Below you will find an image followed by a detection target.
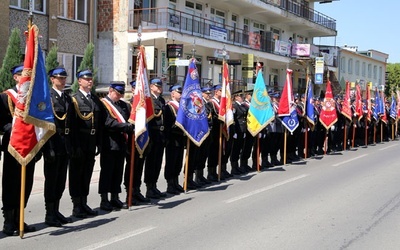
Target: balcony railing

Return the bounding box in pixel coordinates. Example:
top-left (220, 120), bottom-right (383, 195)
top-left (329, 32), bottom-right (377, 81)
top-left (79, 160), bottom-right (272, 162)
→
top-left (260, 0), bottom-right (336, 30)
top-left (129, 7), bottom-right (335, 54)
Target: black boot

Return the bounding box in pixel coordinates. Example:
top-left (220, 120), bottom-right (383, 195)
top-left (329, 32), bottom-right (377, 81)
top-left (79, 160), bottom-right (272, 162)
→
top-left (153, 184), bottom-right (167, 198)
top-left (174, 177), bottom-right (185, 192)
top-left (110, 193), bottom-right (126, 209)
top-left (14, 209), bottom-right (36, 233)
top-left (100, 193), bottom-right (113, 211)
top-left (2, 209), bottom-right (18, 236)
top-left (166, 179), bottom-right (180, 195)
top-left (133, 187), bottom-right (150, 203)
top-left (146, 183), bottom-right (160, 199)
top-left (194, 170), bottom-right (205, 186)
top-left (81, 196), bottom-right (98, 216)
top-left (45, 202), bottom-right (62, 227)
top-left (54, 200), bottom-right (72, 224)
top-left (72, 197), bottom-right (87, 218)
top-left (186, 173), bottom-right (200, 190)
top-left (221, 164), bottom-right (233, 179)
top-left (230, 162), bottom-right (242, 175)
top-left (197, 169), bottom-right (211, 184)
top-left (207, 167), bottom-right (218, 182)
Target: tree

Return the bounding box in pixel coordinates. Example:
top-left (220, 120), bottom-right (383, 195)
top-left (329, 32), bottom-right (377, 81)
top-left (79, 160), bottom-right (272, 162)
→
top-left (0, 28), bottom-right (22, 92)
top-left (385, 63), bottom-right (400, 96)
top-left (71, 42), bottom-right (97, 93)
top-left (45, 45), bottom-right (59, 84)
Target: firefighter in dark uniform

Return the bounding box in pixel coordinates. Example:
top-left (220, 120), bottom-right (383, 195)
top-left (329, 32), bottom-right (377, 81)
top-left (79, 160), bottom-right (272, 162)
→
top-left (193, 87), bottom-right (213, 185)
top-left (230, 90), bottom-right (247, 175)
top-left (42, 66), bottom-right (73, 227)
top-left (206, 85), bottom-right (233, 181)
top-left (98, 82), bottom-right (133, 211)
top-left (240, 90), bottom-right (255, 172)
top-left (145, 78), bottom-right (167, 199)
top-left (1, 64), bottom-right (36, 236)
top-left (123, 80), bottom-right (150, 204)
top-left (69, 69), bottom-right (105, 218)
top-left (164, 85), bottom-right (186, 194)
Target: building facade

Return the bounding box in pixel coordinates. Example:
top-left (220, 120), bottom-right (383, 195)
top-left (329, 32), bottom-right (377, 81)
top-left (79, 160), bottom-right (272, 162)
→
top-left (4, 0), bottom-right (387, 98)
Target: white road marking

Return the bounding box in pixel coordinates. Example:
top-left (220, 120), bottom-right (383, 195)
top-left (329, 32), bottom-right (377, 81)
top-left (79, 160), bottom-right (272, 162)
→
top-left (332, 154), bottom-right (367, 167)
top-left (224, 174), bottom-right (309, 203)
top-left (379, 144), bottom-right (398, 151)
top-left (79, 226), bottom-right (156, 250)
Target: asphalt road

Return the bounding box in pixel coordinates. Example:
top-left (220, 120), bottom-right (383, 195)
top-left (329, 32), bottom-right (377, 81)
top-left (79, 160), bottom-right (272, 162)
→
top-left (1, 140), bottom-right (400, 250)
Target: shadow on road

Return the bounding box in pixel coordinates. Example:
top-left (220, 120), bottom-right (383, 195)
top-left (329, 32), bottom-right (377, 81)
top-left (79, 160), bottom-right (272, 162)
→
top-left (157, 198), bottom-right (192, 210)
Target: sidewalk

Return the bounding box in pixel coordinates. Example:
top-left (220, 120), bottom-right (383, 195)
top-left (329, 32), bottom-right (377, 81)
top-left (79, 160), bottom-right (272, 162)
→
top-left (0, 155), bottom-right (102, 198)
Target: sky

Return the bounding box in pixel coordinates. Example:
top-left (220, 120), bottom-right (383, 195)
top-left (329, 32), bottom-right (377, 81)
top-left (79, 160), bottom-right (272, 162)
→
top-left (314, 0), bottom-right (399, 63)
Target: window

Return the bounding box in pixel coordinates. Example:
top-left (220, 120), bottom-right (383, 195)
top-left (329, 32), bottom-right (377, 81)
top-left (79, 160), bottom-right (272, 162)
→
top-left (362, 62), bottom-right (366, 77)
top-left (348, 58), bottom-right (353, 74)
top-left (59, 0), bottom-right (87, 22)
top-left (373, 65), bottom-right (377, 79)
top-left (367, 64), bottom-right (372, 78)
top-left (355, 60), bottom-right (360, 76)
top-left (340, 57), bottom-right (346, 73)
top-left (379, 66), bottom-right (382, 84)
top-left (10, 0), bottom-right (45, 13)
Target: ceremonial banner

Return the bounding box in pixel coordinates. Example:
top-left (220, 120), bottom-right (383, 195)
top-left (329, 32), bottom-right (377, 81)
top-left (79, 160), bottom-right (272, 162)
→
top-left (390, 95), bottom-right (397, 120)
top-left (305, 79), bottom-right (315, 126)
top-left (278, 69), bottom-right (299, 133)
top-left (355, 84), bottom-right (363, 120)
top-left (380, 90), bottom-right (388, 124)
top-left (341, 81), bottom-right (352, 121)
top-left (247, 70), bottom-right (275, 136)
top-left (396, 90), bottom-right (400, 118)
top-left (373, 88), bottom-right (381, 121)
top-left (129, 46), bottom-right (154, 156)
top-left (176, 59), bottom-right (210, 146)
top-left (8, 25), bottom-right (55, 166)
top-left (319, 79), bottom-right (337, 129)
top-left (366, 84), bottom-right (372, 122)
top-left (218, 61), bottom-right (234, 136)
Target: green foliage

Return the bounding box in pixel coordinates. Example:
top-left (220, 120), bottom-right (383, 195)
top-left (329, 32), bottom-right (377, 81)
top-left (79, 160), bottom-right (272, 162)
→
top-left (71, 43), bottom-right (98, 93)
top-left (0, 28), bottom-right (22, 92)
top-left (45, 45), bottom-right (59, 85)
top-left (385, 63), bottom-right (400, 96)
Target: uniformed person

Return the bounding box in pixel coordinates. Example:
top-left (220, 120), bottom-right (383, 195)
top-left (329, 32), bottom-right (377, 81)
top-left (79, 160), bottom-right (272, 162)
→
top-left (99, 82), bottom-right (133, 211)
top-left (123, 80), bottom-right (150, 204)
top-left (145, 78), bottom-right (167, 199)
top-left (43, 66), bottom-right (73, 227)
top-left (230, 90), bottom-right (247, 175)
top-left (0, 64), bottom-right (36, 236)
top-left (193, 87), bottom-right (213, 185)
top-left (69, 69), bottom-right (105, 218)
top-left (240, 90), bottom-right (255, 172)
top-left (164, 85), bottom-right (186, 194)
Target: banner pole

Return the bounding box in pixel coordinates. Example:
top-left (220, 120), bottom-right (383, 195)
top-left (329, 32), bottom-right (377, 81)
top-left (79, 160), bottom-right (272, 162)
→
top-left (127, 134), bottom-right (135, 208)
top-left (184, 138), bottom-right (190, 192)
top-left (19, 165), bottom-right (26, 238)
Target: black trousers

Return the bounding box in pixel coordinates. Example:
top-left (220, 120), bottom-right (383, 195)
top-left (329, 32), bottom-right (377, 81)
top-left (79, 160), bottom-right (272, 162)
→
top-left (99, 150), bottom-right (125, 194)
top-left (2, 151), bottom-right (35, 210)
top-left (164, 141), bottom-right (184, 180)
top-left (124, 148), bottom-right (145, 191)
top-left (69, 151), bottom-right (96, 197)
top-left (144, 130), bottom-right (165, 184)
top-left (230, 131), bottom-right (244, 164)
top-left (44, 153), bottom-right (68, 202)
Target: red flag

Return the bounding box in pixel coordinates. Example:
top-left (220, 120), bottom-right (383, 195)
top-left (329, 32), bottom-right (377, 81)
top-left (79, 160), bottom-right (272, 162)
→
top-left (8, 25), bottom-right (55, 166)
top-left (128, 46), bottom-right (154, 156)
top-left (341, 81), bottom-right (352, 121)
top-left (380, 90), bottom-right (388, 124)
top-left (277, 69), bottom-right (294, 116)
top-left (319, 79), bottom-right (337, 129)
top-left (355, 84), bottom-right (363, 120)
top-left (218, 61), bottom-right (234, 136)
top-left (365, 84), bottom-right (371, 121)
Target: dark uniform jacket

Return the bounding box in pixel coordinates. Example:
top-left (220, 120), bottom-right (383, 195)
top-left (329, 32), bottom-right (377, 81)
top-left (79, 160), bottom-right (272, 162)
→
top-left (233, 101), bottom-right (247, 134)
top-left (101, 96), bottom-right (132, 152)
top-left (43, 88), bottom-right (73, 156)
top-left (70, 90), bottom-right (105, 154)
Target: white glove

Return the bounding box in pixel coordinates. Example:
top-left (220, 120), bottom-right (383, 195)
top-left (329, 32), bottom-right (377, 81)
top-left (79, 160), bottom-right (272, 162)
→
top-left (233, 133), bottom-right (237, 139)
top-left (331, 125), bottom-right (335, 130)
top-left (243, 133), bottom-right (246, 139)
